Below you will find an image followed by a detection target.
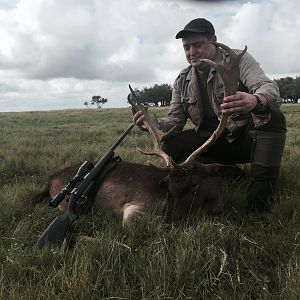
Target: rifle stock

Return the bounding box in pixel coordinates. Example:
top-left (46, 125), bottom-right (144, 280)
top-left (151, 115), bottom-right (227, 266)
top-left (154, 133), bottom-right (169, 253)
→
top-left (36, 123), bottom-right (135, 249)
top-left (36, 213), bottom-right (73, 249)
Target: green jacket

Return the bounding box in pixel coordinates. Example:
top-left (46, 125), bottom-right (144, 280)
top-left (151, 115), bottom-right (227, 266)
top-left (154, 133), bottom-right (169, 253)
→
top-left (158, 47), bottom-right (282, 142)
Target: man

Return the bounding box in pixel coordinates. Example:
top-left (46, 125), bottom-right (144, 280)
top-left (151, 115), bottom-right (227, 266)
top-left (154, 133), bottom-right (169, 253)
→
top-left (133, 18), bottom-right (286, 213)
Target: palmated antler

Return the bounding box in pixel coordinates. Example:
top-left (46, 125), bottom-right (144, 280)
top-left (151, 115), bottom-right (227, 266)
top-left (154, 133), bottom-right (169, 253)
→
top-left (128, 85), bottom-right (177, 168)
top-left (174, 42), bottom-right (247, 168)
top-left (129, 42), bottom-right (247, 169)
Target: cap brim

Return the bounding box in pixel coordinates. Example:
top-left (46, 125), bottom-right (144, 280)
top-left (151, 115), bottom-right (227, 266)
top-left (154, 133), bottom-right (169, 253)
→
top-left (175, 30), bottom-right (195, 39)
top-left (175, 29), bottom-right (215, 39)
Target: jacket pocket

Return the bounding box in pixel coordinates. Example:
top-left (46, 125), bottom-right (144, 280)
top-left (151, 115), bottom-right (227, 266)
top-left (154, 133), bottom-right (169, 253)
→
top-left (182, 97), bottom-right (200, 125)
top-left (214, 86), bottom-right (225, 105)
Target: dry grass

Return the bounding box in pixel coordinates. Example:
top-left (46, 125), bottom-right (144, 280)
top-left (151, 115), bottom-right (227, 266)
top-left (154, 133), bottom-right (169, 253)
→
top-left (0, 105), bottom-right (299, 299)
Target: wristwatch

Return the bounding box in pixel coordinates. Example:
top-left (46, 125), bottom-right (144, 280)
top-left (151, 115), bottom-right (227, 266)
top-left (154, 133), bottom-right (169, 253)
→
top-left (252, 95), bottom-right (264, 113)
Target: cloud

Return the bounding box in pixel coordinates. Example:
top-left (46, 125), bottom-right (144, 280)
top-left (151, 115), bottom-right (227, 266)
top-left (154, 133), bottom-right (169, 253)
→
top-left (0, 0), bottom-right (18, 10)
top-left (221, 0), bottom-right (300, 76)
top-left (0, 0), bottom-right (184, 82)
top-left (0, 0), bottom-right (299, 112)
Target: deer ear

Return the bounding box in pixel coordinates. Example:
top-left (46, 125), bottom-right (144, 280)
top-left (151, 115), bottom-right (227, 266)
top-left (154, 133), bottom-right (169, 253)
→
top-left (202, 163), bottom-right (227, 174)
top-left (202, 163), bottom-right (245, 179)
top-left (192, 161), bottom-right (223, 175)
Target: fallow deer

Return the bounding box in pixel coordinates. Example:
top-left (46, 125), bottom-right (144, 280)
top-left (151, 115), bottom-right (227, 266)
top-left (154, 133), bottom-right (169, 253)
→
top-left (36, 43), bottom-right (247, 225)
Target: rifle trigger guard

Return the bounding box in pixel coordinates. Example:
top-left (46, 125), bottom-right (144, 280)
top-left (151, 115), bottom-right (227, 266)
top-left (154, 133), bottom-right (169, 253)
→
top-left (78, 195), bottom-right (88, 205)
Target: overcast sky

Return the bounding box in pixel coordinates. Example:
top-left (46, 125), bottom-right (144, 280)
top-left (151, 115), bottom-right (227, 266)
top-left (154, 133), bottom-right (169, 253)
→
top-left (0, 0), bottom-right (299, 112)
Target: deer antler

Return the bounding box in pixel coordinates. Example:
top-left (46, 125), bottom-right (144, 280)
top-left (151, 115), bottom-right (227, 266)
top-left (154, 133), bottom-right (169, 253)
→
top-left (128, 85), bottom-right (177, 168)
top-left (128, 43), bottom-right (247, 169)
top-left (174, 42), bottom-right (247, 168)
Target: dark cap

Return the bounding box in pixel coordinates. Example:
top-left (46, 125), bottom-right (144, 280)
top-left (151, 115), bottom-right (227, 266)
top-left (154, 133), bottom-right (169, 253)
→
top-left (175, 18), bottom-right (215, 39)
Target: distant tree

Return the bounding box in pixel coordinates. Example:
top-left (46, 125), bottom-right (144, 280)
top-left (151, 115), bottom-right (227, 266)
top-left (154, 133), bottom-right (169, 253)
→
top-left (90, 96), bottom-right (108, 109)
top-left (83, 101), bottom-right (89, 108)
top-left (134, 84), bottom-right (172, 107)
top-left (275, 76), bottom-right (300, 103)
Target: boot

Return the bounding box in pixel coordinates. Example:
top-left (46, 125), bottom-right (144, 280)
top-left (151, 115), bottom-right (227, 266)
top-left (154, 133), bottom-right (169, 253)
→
top-left (247, 124), bottom-right (286, 213)
top-left (246, 164), bottom-right (280, 213)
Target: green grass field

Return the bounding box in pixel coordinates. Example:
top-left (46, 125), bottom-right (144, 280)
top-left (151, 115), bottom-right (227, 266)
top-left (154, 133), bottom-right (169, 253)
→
top-left (0, 105), bottom-right (299, 299)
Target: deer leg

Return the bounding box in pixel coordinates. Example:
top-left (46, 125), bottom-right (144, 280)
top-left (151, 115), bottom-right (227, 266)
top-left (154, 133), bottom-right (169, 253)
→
top-left (122, 202), bottom-right (145, 226)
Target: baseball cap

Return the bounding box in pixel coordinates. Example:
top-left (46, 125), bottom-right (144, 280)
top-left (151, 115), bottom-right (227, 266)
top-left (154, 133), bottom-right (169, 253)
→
top-left (175, 18), bottom-right (215, 39)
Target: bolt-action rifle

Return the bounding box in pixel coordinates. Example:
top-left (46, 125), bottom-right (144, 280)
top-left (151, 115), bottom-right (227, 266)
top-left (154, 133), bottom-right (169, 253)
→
top-left (36, 122), bottom-right (135, 249)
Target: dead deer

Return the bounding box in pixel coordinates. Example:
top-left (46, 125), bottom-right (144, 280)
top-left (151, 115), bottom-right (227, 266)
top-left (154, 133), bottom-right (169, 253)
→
top-left (37, 43), bottom-right (247, 225)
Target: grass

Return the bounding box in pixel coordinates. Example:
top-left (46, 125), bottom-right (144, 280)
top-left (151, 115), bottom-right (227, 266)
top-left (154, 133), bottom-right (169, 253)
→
top-left (0, 105), bottom-right (299, 299)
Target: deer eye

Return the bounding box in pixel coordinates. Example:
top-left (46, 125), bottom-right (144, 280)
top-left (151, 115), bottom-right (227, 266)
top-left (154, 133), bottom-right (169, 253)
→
top-left (191, 183), bottom-right (198, 190)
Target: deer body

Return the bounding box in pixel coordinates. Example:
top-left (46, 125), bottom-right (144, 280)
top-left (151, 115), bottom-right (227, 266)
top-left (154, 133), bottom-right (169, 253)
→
top-left (46, 160), bottom-right (226, 224)
top-left (40, 42), bottom-right (246, 226)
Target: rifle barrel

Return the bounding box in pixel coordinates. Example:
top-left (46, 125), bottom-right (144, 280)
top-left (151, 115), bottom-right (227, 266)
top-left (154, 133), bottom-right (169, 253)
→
top-left (108, 123), bottom-right (135, 152)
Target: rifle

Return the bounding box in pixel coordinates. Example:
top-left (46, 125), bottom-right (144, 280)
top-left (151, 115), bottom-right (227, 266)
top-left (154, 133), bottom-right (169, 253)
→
top-left (36, 123), bottom-right (135, 249)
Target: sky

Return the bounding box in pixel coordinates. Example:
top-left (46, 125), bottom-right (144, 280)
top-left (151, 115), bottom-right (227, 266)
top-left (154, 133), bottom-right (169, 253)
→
top-left (0, 0), bottom-right (299, 112)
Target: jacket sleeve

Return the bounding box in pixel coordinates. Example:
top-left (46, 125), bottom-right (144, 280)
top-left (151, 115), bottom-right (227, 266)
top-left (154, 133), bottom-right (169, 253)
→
top-left (239, 51), bottom-right (282, 108)
top-left (157, 76), bottom-right (188, 133)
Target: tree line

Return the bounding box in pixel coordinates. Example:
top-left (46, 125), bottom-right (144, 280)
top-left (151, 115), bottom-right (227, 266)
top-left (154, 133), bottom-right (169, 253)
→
top-left (133, 77), bottom-right (300, 106)
top-left (83, 76), bottom-right (300, 109)
top-left (132, 84), bottom-right (172, 107)
top-left (274, 76), bottom-right (300, 103)
top-left (83, 84), bottom-right (172, 109)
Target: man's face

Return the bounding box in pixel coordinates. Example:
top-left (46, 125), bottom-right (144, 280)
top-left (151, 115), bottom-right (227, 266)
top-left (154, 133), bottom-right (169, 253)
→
top-left (182, 33), bottom-right (216, 67)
